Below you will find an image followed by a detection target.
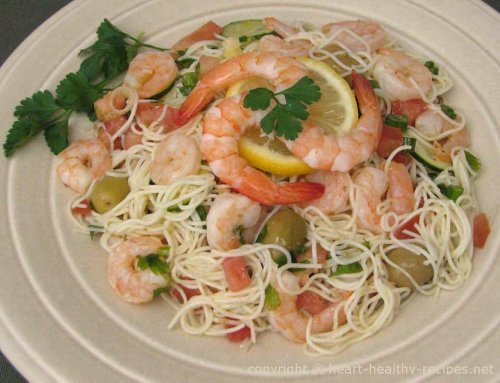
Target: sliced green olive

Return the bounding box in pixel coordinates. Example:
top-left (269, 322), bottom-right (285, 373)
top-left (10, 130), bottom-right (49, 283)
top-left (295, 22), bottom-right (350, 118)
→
top-left (90, 176), bottom-right (130, 214)
top-left (385, 248), bottom-right (434, 289)
top-left (259, 209), bottom-right (307, 265)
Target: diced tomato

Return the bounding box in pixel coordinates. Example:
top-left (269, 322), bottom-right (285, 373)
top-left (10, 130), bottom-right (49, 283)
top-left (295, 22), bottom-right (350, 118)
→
top-left (222, 257), bottom-right (251, 292)
top-left (199, 55), bottom-right (220, 79)
top-left (296, 245), bottom-right (328, 264)
top-left (136, 102), bottom-right (179, 131)
top-left (473, 213), bottom-right (490, 249)
top-left (72, 200), bottom-right (92, 216)
top-left (394, 214), bottom-right (420, 239)
top-left (225, 323), bottom-right (251, 343)
top-left (392, 99), bottom-right (427, 125)
top-left (376, 125), bottom-right (412, 165)
top-left (98, 116), bottom-right (128, 150)
top-left (173, 21), bottom-right (223, 51)
top-left (296, 291), bottom-right (330, 315)
top-left (171, 284), bottom-right (201, 303)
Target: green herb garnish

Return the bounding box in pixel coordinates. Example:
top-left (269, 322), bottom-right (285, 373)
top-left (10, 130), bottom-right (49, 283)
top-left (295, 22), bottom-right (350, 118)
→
top-left (464, 151), bottom-right (481, 172)
top-left (264, 285), bottom-right (281, 310)
top-left (384, 114), bottom-right (408, 130)
top-left (179, 65), bottom-right (200, 96)
top-left (176, 57), bottom-right (196, 70)
top-left (331, 262), bottom-right (363, 276)
top-left (137, 253), bottom-right (170, 275)
top-left (438, 184), bottom-right (464, 202)
top-left (243, 76), bottom-right (321, 140)
top-left (239, 31), bottom-right (278, 44)
top-left (235, 225), bottom-right (246, 245)
top-left (369, 79), bottom-right (380, 89)
top-left (441, 104), bottom-right (457, 120)
top-left (424, 61), bottom-right (439, 75)
top-left (196, 205), bottom-right (207, 221)
top-left (153, 286), bottom-right (171, 297)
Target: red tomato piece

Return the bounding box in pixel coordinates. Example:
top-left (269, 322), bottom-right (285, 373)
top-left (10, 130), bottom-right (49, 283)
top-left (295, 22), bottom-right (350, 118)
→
top-left (225, 324), bottom-right (251, 343)
top-left (173, 21), bottom-right (223, 51)
top-left (376, 124), bottom-right (403, 158)
top-left (72, 200), bottom-right (92, 216)
top-left (296, 291), bottom-right (330, 315)
top-left (473, 213), bottom-right (490, 249)
top-left (392, 99), bottom-right (427, 125)
top-left (222, 257), bottom-right (251, 292)
top-left (171, 284), bottom-right (201, 303)
top-left (136, 103), bottom-right (179, 132)
top-left (394, 215), bottom-right (420, 239)
top-left (98, 115), bottom-right (128, 150)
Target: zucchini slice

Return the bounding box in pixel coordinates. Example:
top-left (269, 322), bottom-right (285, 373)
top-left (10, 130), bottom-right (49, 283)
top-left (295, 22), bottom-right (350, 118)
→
top-left (403, 129), bottom-right (450, 171)
top-left (222, 19), bottom-right (269, 39)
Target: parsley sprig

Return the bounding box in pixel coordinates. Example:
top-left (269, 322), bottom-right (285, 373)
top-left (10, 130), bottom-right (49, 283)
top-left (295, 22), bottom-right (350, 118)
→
top-left (243, 76), bottom-right (321, 140)
top-left (3, 19), bottom-right (168, 157)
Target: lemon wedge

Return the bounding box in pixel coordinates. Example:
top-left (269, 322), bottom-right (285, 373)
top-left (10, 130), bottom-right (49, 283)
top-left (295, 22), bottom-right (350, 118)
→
top-left (226, 57), bottom-right (358, 176)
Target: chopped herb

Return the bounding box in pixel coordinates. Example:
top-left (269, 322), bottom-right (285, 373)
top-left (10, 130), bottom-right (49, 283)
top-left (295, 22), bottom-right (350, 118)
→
top-left (156, 245), bottom-right (170, 258)
top-left (153, 286), bottom-right (171, 297)
top-left (438, 184), bottom-right (464, 202)
top-left (362, 241), bottom-right (371, 249)
top-left (256, 224), bottom-right (268, 243)
top-left (384, 114), bottom-right (408, 130)
top-left (464, 151), bottom-right (481, 172)
top-left (235, 225), bottom-right (245, 245)
top-left (177, 49), bottom-right (186, 56)
top-left (331, 262), bottom-right (363, 276)
top-left (243, 76), bottom-right (321, 140)
top-left (167, 205), bottom-right (182, 212)
top-left (177, 57), bottom-right (196, 69)
top-left (424, 61), bottom-right (439, 75)
top-left (238, 31), bottom-right (278, 44)
top-left (196, 205), bottom-right (207, 221)
top-left (272, 253), bottom-right (288, 267)
top-left (369, 79), bottom-right (380, 89)
top-left (179, 68), bottom-right (199, 96)
top-left (264, 285), bottom-right (281, 310)
top-left (291, 244), bottom-right (306, 258)
top-left (137, 253), bottom-right (169, 275)
top-left (441, 104), bottom-right (457, 120)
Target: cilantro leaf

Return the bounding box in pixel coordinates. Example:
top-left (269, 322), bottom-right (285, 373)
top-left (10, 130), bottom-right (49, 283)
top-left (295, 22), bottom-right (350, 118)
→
top-left (465, 151), bottom-right (481, 172)
top-left (3, 117), bottom-right (43, 157)
top-left (44, 118), bottom-right (69, 155)
top-left (14, 90), bottom-right (60, 122)
top-left (331, 262), bottom-right (363, 276)
top-left (137, 253), bottom-right (170, 275)
top-left (56, 72), bottom-right (104, 114)
top-left (243, 76), bottom-right (321, 141)
top-left (438, 184), bottom-right (464, 202)
top-left (153, 286), bottom-right (170, 297)
top-left (243, 88), bottom-right (274, 111)
top-left (264, 285), bottom-right (281, 310)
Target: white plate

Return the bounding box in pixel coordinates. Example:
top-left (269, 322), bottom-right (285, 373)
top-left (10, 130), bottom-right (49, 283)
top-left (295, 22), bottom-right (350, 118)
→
top-left (0, 0), bottom-right (499, 382)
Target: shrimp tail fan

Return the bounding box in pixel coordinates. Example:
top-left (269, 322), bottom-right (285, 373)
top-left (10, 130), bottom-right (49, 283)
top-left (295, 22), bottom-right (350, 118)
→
top-left (177, 86), bottom-right (214, 126)
top-left (351, 71), bottom-right (378, 115)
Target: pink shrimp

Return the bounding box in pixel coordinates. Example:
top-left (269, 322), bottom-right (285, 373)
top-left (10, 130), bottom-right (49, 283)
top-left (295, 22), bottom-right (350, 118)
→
top-left (268, 272), bottom-right (348, 343)
top-left (321, 20), bottom-right (386, 53)
top-left (263, 17), bottom-right (300, 37)
top-left (177, 51), bottom-right (310, 125)
top-left (300, 171), bottom-right (351, 214)
top-left (286, 71), bottom-right (383, 172)
top-left (259, 35), bottom-right (311, 57)
top-left (201, 94), bottom-right (324, 205)
top-left (386, 162), bottom-right (415, 215)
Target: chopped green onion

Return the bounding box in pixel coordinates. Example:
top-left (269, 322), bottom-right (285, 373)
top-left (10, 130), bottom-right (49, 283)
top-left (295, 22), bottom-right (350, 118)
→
top-left (441, 104), bottom-right (457, 120)
top-left (179, 68), bottom-right (199, 96)
top-left (153, 286), bottom-right (170, 297)
top-left (424, 61), bottom-right (439, 75)
top-left (177, 57), bottom-right (196, 69)
top-left (239, 31), bottom-right (277, 43)
top-left (264, 285), bottom-right (281, 310)
top-left (331, 262), bottom-right (363, 276)
top-left (384, 114), bottom-right (408, 130)
top-left (196, 205), bottom-right (207, 221)
top-left (362, 241), bottom-right (371, 249)
top-left (369, 79), bottom-right (380, 89)
top-left (137, 254), bottom-right (169, 275)
top-left (403, 137), bottom-right (416, 152)
top-left (157, 245), bottom-right (170, 258)
top-left (465, 151), bottom-right (481, 172)
top-left (291, 244), bottom-right (306, 258)
top-left (438, 184), bottom-right (464, 202)
top-left (273, 253), bottom-right (288, 267)
top-left (235, 225), bottom-right (245, 245)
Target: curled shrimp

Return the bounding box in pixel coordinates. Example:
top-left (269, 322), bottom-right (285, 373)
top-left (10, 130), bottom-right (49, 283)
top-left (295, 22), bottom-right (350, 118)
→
top-left (94, 85), bottom-right (137, 123)
top-left (177, 51), bottom-right (310, 125)
top-left (263, 17), bottom-right (299, 37)
top-left (353, 162), bottom-right (414, 233)
top-left (321, 20), bottom-right (385, 53)
top-left (300, 171), bottom-right (351, 214)
top-left (206, 193), bottom-right (265, 251)
top-left (268, 271), bottom-right (348, 343)
top-left (434, 128), bottom-right (470, 163)
top-left (200, 94), bottom-right (324, 205)
top-left (286, 71), bottom-right (383, 172)
top-left (108, 236), bottom-right (168, 303)
top-left (150, 131), bottom-right (201, 185)
top-left (57, 139), bottom-right (111, 193)
top-left (259, 35), bottom-right (311, 57)
top-left (373, 48), bottom-right (432, 101)
top-left (124, 51), bottom-right (178, 99)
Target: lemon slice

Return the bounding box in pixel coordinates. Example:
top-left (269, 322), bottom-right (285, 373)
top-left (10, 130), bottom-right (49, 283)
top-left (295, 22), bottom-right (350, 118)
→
top-left (297, 56), bottom-right (358, 136)
top-left (226, 77), bottom-right (274, 97)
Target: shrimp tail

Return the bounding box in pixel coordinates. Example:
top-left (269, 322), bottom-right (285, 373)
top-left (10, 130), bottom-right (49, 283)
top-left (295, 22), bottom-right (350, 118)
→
top-left (351, 71), bottom-right (379, 114)
top-left (177, 86), bottom-right (214, 126)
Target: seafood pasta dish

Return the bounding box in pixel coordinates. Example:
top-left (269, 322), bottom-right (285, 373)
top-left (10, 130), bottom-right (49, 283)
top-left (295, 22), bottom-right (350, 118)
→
top-left (4, 17), bottom-right (491, 355)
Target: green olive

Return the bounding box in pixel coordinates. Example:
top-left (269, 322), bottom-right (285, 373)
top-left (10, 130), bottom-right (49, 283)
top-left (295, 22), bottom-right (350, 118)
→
top-left (90, 176), bottom-right (130, 214)
top-left (259, 209), bottom-right (307, 264)
top-left (385, 248), bottom-right (434, 289)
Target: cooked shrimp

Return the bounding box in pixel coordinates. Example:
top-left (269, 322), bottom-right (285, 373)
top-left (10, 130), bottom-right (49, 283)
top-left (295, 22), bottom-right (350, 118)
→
top-left (415, 109), bottom-right (446, 137)
top-left (201, 94), bottom-right (324, 205)
top-left (353, 166), bottom-right (388, 233)
top-left (286, 71), bottom-right (383, 172)
top-left (259, 35), bottom-right (311, 57)
top-left (94, 85), bottom-right (137, 122)
top-left (124, 51), bottom-right (178, 99)
top-left (321, 20), bottom-right (385, 53)
top-left (263, 17), bottom-right (299, 37)
top-left (268, 271), bottom-right (348, 343)
top-left (150, 131), bottom-right (201, 185)
top-left (57, 139), bottom-right (111, 193)
top-left (386, 162), bottom-right (415, 215)
top-left (373, 48), bottom-right (432, 101)
top-left (434, 128), bottom-right (470, 163)
top-left (108, 236), bottom-right (168, 303)
top-left (177, 51), bottom-right (310, 125)
top-left (300, 171), bottom-right (351, 214)
top-left (206, 193), bottom-right (265, 251)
